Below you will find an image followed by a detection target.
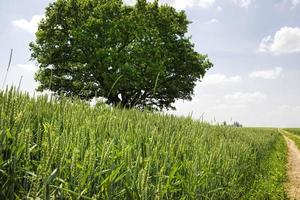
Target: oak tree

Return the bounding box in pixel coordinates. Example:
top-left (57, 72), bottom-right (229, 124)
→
top-left (30, 0), bottom-right (213, 110)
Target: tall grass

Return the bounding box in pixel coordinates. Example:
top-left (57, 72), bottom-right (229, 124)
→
top-left (0, 88), bottom-right (287, 199)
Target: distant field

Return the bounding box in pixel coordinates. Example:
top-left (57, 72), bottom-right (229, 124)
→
top-left (284, 128), bottom-right (300, 136)
top-left (284, 129), bottom-right (300, 150)
top-left (0, 88), bottom-right (287, 199)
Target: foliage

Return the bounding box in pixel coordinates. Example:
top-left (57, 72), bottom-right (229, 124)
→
top-left (0, 88), bottom-right (287, 199)
top-left (30, 0), bottom-right (213, 110)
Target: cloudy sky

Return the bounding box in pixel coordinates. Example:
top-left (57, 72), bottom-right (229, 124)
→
top-left (0, 0), bottom-right (299, 127)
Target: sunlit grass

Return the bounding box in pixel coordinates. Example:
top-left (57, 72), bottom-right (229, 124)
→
top-left (0, 88), bottom-right (287, 199)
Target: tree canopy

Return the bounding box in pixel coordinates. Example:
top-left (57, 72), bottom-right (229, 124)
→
top-left (30, 0), bottom-right (213, 110)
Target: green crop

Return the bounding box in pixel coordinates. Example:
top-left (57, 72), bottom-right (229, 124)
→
top-left (0, 88), bottom-right (287, 199)
top-left (283, 129), bottom-right (300, 150)
top-left (284, 128), bottom-right (300, 136)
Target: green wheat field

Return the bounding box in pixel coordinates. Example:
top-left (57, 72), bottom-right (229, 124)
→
top-left (0, 88), bottom-right (290, 199)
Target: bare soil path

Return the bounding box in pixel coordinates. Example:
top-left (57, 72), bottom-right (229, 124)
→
top-left (280, 129), bottom-right (300, 200)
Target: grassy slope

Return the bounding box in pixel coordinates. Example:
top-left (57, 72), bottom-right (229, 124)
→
top-left (0, 88), bottom-right (287, 199)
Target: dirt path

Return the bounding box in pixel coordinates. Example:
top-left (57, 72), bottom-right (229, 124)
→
top-left (280, 129), bottom-right (300, 200)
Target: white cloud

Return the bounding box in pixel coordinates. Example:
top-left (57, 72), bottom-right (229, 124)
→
top-left (172, 0), bottom-right (194, 9)
top-left (259, 27), bottom-right (300, 55)
top-left (292, 0), bottom-right (300, 6)
top-left (124, 0), bottom-right (215, 9)
top-left (196, 0), bottom-right (216, 8)
top-left (232, 0), bottom-right (253, 8)
top-left (167, 0), bottom-right (216, 9)
top-left (17, 64), bottom-right (38, 72)
top-left (249, 67), bottom-right (283, 79)
top-left (202, 74), bottom-right (241, 85)
top-left (12, 15), bottom-right (43, 34)
top-left (216, 6), bottom-right (223, 12)
top-left (207, 18), bottom-right (218, 24)
top-left (258, 35), bottom-right (272, 52)
top-left (224, 91), bottom-right (267, 104)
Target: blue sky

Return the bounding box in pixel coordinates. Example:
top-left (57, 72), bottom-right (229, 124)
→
top-left (0, 0), bottom-right (299, 127)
